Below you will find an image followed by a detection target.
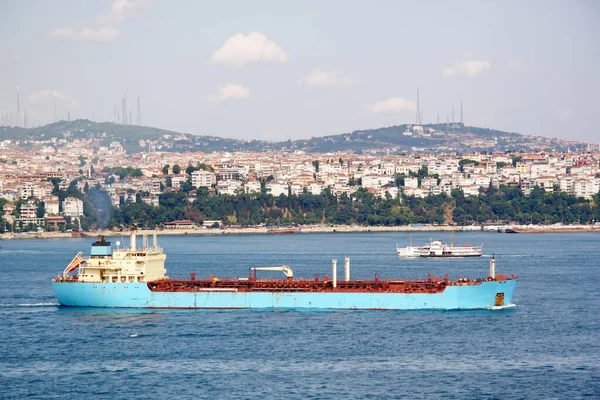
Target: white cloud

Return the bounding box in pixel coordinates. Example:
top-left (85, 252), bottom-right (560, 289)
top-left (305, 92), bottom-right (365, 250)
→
top-left (78, 26), bottom-right (121, 42)
top-left (442, 60), bottom-right (491, 77)
top-left (49, 26), bottom-right (75, 39)
top-left (363, 97), bottom-right (416, 113)
top-left (28, 90), bottom-right (79, 109)
top-left (48, 0), bottom-right (149, 42)
top-left (210, 32), bottom-right (288, 67)
top-left (301, 69), bottom-right (359, 88)
top-left (48, 25), bottom-right (120, 42)
top-left (109, 0), bottom-right (151, 22)
top-left (213, 84), bottom-right (251, 102)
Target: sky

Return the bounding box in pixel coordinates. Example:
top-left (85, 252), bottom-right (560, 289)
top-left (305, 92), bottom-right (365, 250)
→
top-left (0, 0), bottom-right (598, 142)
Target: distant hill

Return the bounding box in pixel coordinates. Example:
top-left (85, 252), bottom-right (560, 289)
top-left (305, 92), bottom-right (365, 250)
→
top-left (0, 119), bottom-right (588, 154)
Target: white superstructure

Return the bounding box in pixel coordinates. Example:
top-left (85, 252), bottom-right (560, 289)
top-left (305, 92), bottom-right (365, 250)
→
top-left (59, 232), bottom-right (167, 284)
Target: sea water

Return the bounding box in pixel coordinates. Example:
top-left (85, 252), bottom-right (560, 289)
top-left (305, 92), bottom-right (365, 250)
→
top-left (1, 232), bottom-right (598, 399)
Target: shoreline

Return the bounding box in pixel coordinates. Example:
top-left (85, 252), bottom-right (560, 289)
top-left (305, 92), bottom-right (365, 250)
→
top-left (1, 224), bottom-right (599, 240)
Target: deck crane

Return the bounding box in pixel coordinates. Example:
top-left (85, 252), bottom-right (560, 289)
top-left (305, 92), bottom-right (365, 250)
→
top-left (249, 266), bottom-right (294, 280)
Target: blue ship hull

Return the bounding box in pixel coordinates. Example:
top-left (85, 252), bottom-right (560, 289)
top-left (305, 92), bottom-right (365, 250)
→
top-left (52, 280), bottom-right (517, 310)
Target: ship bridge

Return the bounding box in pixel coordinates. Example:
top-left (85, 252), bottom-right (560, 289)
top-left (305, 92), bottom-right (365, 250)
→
top-left (62, 232), bottom-right (167, 284)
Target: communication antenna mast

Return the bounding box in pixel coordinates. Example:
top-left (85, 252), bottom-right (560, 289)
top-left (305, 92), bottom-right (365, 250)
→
top-left (137, 96), bottom-right (141, 125)
top-left (24, 109), bottom-right (28, 128)
top-left (16, 86), bottom-right (20, 127)
top-left (122, 92), bottom-right (127, 125)
top-left (416, 87), bottom-right (421, 125)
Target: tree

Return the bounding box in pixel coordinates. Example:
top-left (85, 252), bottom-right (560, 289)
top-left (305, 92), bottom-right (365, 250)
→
top-left (312, 160), bottom-right (319, 173)
top-left (162, 164), bottom-right (170, 175)
top-left (458, 159), bottom-right (479, 172)
top-left (36, 202), bottom-right (45, 218)
top-left (130, 168), bottom-right (143, 177)
top-left (172, 164), bottom-right (181, 175)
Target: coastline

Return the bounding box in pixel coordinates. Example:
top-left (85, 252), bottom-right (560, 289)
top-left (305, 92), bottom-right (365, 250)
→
top-left (1, 224), bottom-right (599, 240)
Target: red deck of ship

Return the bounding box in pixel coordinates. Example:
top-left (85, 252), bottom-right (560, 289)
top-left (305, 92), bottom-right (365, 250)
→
top-left (147, 273), bottom-right (461, 294)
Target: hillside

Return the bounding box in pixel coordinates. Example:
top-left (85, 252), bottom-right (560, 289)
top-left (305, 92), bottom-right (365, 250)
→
top-left (0, 120), bottom-right (588, 154)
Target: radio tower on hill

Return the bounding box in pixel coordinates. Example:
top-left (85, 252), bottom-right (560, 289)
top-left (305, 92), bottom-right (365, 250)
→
top-left (416, 87), bottom-right (422, 125)
top-left (16, 86), bottom-right (20, 127)
top-left (122, 92), bottom-right (127, 125)
top-left (137, 96), bottom-right (141, 125)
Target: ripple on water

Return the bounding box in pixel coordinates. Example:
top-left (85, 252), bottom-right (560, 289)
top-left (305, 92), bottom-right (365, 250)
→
top-left (1, 232), bottom-right (599, 399)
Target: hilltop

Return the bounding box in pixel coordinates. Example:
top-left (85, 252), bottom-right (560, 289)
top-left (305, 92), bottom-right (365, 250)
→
top-left (0, 119), bottom-right (589, 154)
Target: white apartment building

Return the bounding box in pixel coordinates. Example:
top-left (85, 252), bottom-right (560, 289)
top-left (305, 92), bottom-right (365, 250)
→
top-left (62, 197), bottom-right (84, 217)
top-left (244, 180), bottom-right (261, 193)
top-left (308, 183), bottom-right (323, 195)
top-left (266, 182), bottom-right (288, 197)
top-left (191, 170), bottom-right (216, 188)
top-left (403, 176), bottom-right (419, 189)
top-left (363, 175), bottom-right (395, 189)
top-left (44, 199), bottom-right (60, 215)
top-left (570, 178), bottom-right (599, 199)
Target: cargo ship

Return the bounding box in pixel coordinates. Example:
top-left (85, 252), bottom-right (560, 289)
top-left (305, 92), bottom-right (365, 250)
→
top-left (52, 233), bottom-right (517, 310)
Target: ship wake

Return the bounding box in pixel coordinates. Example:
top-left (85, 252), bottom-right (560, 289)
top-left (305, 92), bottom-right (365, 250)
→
top-left (488, 303), bottom-right (517, 310)
top-left (0, 302), bottom-right (59, 308)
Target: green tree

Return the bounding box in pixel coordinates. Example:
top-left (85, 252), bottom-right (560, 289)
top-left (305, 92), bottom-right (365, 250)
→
top-left (172, 164), bottom-right (181, 175)
top-left (36, 202), bottom-right (45, 218)
top-left (162, 164), bottom-right (170, 175)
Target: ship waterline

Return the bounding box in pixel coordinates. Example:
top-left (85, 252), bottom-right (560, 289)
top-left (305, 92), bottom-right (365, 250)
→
top-left (52, 280), bottom-right (516, 310)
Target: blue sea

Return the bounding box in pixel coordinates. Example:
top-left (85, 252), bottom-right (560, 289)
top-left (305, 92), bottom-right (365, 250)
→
top-left (1, 232), bottom-right (598, 399)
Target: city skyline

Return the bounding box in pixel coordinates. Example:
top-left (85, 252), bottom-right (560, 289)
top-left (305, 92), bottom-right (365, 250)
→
top-left (0, 0), bottom-right (598, 142)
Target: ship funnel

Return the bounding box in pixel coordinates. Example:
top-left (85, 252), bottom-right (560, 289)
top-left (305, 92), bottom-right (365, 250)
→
top-left (153, 232), bottom-right (158, 249)
top-left (490, 254), bottom-right (496, 279)
top-left (130, 232), bottom-right (137, 251)
top-left (332, 259), bottom-right (337, 288)
top-left (344, 257), bottom-right (350, 282)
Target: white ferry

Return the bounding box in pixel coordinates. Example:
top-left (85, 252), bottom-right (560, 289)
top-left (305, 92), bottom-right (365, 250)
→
top-left (396, 232), bottom-right (483, 258)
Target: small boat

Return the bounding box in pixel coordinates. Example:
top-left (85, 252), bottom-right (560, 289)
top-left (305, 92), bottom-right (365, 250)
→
top-left (267, 227), bottom-right (300, 234)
